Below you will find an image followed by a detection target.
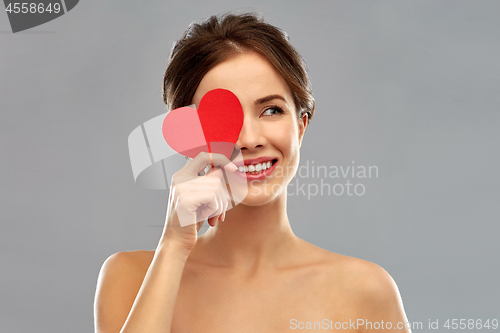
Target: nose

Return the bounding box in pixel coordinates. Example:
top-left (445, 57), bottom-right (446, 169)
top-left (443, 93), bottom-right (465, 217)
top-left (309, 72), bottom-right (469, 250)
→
top-left (236, 116), bottom-right (265, 151)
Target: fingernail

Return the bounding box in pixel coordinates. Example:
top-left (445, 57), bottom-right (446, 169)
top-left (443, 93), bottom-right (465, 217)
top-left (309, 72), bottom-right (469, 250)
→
top-left (226, 163), bottom-right (238, 172)
top-left (221, 212), bottom-right (226, 221)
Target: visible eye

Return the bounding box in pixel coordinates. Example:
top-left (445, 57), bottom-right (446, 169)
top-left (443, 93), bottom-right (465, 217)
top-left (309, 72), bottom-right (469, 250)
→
top-left (261, 105), bottom-right (285, 117)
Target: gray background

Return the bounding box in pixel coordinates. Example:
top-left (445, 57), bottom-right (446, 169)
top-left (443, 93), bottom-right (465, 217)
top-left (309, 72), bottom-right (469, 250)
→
top-left (1, 1), bottom-right (499, 332)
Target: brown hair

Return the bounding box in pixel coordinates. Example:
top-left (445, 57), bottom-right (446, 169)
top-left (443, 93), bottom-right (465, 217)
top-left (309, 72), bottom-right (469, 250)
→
top-left (162, 12), bottom-right (315, 123)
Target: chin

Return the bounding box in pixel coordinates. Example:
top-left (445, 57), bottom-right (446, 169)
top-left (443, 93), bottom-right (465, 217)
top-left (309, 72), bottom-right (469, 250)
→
top-left (238, 195), bottom-right (277, 207)
top-left (237, 180), bottom-right (286, 206)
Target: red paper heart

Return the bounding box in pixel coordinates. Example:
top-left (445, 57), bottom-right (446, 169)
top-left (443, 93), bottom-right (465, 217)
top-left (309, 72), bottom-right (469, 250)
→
top-left (162, 89), bottom-right (243, 160)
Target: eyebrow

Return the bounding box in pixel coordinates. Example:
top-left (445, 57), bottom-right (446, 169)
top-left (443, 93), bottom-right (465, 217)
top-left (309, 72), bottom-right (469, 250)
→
top-left (254, 94), bottom-right (287, 105)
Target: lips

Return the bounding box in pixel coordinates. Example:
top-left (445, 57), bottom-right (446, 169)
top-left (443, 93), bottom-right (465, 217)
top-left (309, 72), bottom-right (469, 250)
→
top-left (233, 156), bottom-right (278, 167)
top-left (233, 156), bottom-right (279, 180)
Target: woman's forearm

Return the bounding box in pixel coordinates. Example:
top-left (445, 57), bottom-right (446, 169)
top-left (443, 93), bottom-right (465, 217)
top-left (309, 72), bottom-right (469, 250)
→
top-left (119, 240), bottom-right (189, 333)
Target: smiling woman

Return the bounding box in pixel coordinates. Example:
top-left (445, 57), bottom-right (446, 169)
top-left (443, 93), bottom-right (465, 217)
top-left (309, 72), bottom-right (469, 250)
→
top-left (94, 12), bottom-right (411, 333)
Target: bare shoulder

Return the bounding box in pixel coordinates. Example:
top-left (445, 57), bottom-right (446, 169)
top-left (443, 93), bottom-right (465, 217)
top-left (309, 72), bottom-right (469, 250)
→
top-left (298, 239), bottom-right (398, 294)
top-left (329, 252), bottom-right (396, 294)
top-left (300, 241), bottom-right (409, 331)
top-left (94, 250), bottom-right (156, 333)
top-left (98, 250), bottom-right (155, 280)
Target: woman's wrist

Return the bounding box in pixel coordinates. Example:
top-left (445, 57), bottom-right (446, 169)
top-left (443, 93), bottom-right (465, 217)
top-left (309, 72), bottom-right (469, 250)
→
top-left (156, 236), bottom-right (192, 262)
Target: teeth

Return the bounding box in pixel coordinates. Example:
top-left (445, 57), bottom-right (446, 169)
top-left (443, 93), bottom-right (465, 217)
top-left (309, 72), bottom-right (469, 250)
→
top-left (238, 161), bottom-right (275, 173)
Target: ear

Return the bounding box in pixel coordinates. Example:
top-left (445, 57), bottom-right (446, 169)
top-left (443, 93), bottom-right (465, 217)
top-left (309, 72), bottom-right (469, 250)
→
top-left (298, 113), bottom-right (308, 147)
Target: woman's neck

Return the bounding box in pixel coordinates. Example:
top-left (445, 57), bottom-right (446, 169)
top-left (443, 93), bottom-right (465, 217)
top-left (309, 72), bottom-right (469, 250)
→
top-left (191, 193), bottom-right (300, 272)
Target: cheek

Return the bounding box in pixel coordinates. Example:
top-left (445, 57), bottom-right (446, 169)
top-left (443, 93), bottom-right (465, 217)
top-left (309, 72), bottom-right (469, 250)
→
top-left (269, 121), bottom-right (301, 161)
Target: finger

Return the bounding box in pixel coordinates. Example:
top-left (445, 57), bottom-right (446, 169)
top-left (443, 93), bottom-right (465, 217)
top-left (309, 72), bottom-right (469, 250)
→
top-left (199, 205), bottom-right (216, 222)
top-left (176, 191), bottom-right (219, 226)
top-left (210, 178), bottom-right (229, 220)
top-left (195, 220), bottom-right (204, 232)
top-left (207, 216), bottom-right (218, 227)
top-left (218, 210), bottom-right (226, 222)
top-left (199, 191), bottom-right (220, 221)
top-left (175, 176), bottom-right (222, 192)
top-left (219, 183), bottom-right (230, 221)
top-left (175, 178), bottom-right (227, 226)
top-left (217, 183), bottom-right (230, 222)
top-left (206, 185), bottom-right (224, 220)
top-left (185, 152), bottom-right (238, 175)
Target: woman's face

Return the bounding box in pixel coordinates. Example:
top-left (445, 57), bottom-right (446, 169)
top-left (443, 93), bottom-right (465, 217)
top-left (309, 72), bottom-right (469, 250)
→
top-left (192, 52), bottom-right (307, 206)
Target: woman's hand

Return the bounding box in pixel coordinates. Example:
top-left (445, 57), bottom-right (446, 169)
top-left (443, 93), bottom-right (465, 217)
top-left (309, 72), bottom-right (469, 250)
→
top-left (159, 152), bottom-right (238, 254)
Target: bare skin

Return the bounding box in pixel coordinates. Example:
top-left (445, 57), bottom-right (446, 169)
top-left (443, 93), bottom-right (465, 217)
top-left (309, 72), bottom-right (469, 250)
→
top-left (123, 241), bottom-right (408, 333)
top-left (94, 52), bottom-right (410, 333)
